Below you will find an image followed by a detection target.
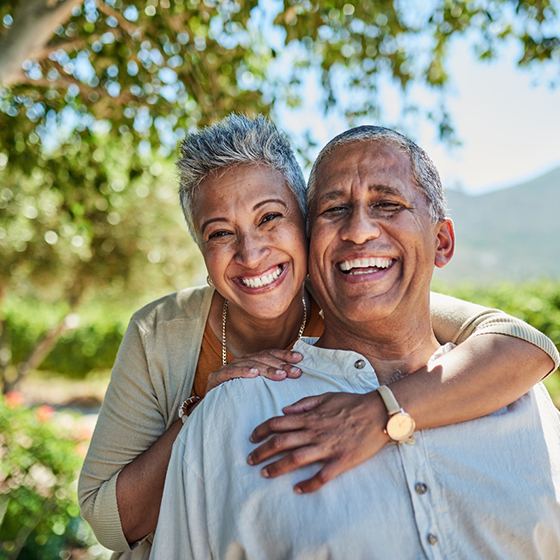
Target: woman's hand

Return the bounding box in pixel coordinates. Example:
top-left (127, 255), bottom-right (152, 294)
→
top-left (205, 349), bottom-right (304, 393)
top-left (247, 391), bottom-right (390, 494)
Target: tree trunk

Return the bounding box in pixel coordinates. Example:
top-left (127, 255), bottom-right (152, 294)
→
top-left (0, 286), bottom-right (8, 393)
top-left (3, 307), bottom-right (80, 393)
top-left (0, 0), bottom-right (84, 87)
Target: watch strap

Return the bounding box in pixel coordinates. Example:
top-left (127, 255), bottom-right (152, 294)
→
top-left (376, 385), bottom-right (401, 416)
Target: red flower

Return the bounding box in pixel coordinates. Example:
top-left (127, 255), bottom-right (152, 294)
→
top-left (35, 405), bottom-right (56, 423)
top-left (5, 391), bottom-right (25, 409)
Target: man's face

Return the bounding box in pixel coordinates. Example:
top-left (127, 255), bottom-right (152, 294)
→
top-left (308, 140), bottom-right (454, 330)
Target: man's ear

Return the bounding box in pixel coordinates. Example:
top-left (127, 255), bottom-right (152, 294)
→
top-left (434, 219), bottom-right (455, 269)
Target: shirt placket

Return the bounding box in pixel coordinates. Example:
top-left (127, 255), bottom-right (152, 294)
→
top-left (397, 432), bottom-right (447, 560)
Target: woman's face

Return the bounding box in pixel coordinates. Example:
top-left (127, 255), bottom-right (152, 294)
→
top-left (193, 164), bottom-right (308, 320)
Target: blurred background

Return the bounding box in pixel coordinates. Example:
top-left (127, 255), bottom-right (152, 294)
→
top-left (1, 0), bottom-right (559, 558)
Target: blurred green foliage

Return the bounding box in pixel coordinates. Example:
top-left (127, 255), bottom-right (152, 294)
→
top-left (432, 279), bottom-right (560, 350)
top-left (0, 394), bottom-right (105, 559)
top-left (3, 296), bottom-right (131, 378)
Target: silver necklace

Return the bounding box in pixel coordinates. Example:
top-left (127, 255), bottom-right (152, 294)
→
top-left (221, 295), bottom-right (307, 366)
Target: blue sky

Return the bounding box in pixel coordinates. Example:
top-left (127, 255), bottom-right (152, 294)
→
top-left (277, 35), bottom-right (560, 195)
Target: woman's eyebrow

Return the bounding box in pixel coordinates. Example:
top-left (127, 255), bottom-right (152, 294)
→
top-left (252, 198), bottom-right (289, 211)
top-left (200, 216), bottom-right (230, 235)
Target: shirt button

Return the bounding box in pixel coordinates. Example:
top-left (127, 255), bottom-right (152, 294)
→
top-left (405, 435), bottom-right (416, 445)
top-left (354, 359), bottom-right (366, 369)
top-left (415, 482), bottom-right (428, 495)
top-left (427, 533), bottom-right (438, 546)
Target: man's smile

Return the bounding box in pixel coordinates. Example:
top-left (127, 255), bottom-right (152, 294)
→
top-left (338, 257), bottom-right (394, 275)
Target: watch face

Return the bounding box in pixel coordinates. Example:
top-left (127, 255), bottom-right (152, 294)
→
top-left (386, 412), bottom-right (415, 441)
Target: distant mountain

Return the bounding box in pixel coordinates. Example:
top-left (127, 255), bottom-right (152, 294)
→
top-left (433, 166), bottom-right (560, 284)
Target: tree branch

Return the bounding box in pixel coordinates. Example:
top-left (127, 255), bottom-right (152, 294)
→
top-left (34, 38), bottom-right (87, 62)
top-left (0, 0), bottom-right (85, 87)
top-left (94, 0), bottom-right (139, 37)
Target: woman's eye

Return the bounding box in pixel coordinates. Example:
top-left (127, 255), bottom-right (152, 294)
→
top-left (208, 230), bottom-right (231, 241)
top-left (260, 212), bottom-right (282, 225)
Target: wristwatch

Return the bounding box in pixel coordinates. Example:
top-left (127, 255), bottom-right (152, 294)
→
top-left (376, 385), bottom-right (416, 442)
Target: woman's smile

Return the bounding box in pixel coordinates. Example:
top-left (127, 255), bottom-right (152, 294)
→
top-left (236, 263), bottom-right (287, 290)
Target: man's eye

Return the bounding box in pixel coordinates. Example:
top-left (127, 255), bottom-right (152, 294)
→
top-left (374, 202), bottom-right (403, 213)
top-left (321, 205), bottom-right (347, 216)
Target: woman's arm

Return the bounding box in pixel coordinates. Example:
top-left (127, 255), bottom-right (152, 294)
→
top-left (247, 294), bottom-right (559, 493)
top-left (78, 319), bottom-right (169, 552)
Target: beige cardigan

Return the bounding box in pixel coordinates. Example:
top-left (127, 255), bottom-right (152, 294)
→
top-left (78, 285), bottom-right (559, 557)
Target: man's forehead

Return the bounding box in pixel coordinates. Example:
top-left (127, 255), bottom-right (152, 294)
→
top-left (319, 140), bottom-right (408, 172)
top-left (314, 140), bottom-right (413, 196)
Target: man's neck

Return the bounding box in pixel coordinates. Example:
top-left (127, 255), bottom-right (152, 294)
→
top-left (315, 311), bottom-right (441, 385)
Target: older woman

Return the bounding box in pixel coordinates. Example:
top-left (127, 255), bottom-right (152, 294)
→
top-left (79, 115), bottom-right (558, 559)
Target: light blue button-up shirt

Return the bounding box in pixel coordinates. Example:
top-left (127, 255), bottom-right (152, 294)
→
top-left (152, 340), bottom-right (560, 560)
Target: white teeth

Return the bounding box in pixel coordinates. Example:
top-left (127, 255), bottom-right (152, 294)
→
top-left (339, 257), bottom-right (392, 272)
top-left (241, 265), bottom-right (282, 288)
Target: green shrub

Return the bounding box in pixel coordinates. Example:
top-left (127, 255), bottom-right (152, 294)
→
top-left (0, 393), bottom-right (106, 559)
top-left (432, 279), bottom-right (560, 350)
top-left (3, 296), bottom-right (132, 378)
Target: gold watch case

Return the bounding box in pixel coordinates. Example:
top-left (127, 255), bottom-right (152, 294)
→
top-left (385, 410), bottom-right (416, 442)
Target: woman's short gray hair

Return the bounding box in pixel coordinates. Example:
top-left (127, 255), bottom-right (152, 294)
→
top-left (307, 126), bottom-right (447, 223)
top-left (177, 114), bottom-right (307, 242)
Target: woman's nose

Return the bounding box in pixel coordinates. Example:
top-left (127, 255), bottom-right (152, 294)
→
top-left (234, 231), bottom-right (269, 267)
top-left (340, 205), bottom-right (381, 245)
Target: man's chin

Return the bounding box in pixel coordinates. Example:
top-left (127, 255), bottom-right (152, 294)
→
top-left (330, 293), bottom-right (401, 326)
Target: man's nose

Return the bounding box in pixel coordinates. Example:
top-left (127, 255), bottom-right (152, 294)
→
top-left (234, 231), bottom-right (269, 267)
top-left (340, 205), bottom-right (381, 245)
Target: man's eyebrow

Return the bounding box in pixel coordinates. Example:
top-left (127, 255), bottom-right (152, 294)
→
top-left (368, 184), bottom-right (403, 197)
top-left (316, 189), bottom-right (346, 204)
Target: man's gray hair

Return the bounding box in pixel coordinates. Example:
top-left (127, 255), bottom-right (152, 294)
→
top-left (177, 114), bottom-right (307, 242)
top-left (307, 126), bottom-right (447, 222)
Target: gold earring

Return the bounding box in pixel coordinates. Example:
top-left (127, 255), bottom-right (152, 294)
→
top-left (207, 275), bottom-right (214, 286)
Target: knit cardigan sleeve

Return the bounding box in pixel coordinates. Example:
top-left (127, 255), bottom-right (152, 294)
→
top-left (430, 291), bottom-right (559, 373)
top-left (78, 286), bottom-right (213, 553)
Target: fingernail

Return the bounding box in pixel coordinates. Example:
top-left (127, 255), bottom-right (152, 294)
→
top-left (247, 455), bottom-right (254, 465)
top-left (249, 434), bottom-right (256, 443)
top-left (249, 368), bottom-right (259, 374)
top-left (275, 369), bottom-right (285, 376)
top-left (294, 486), bottom-right (303, 494)
top-left (261, 467), bottom-right (269, 478)
top-left (293, 352), bottom-right (303, 358)
top-left (290, 367), bottom-right (301, 375)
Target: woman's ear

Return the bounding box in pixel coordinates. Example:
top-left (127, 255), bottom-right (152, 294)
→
top-left (434, 219), bottom-right (455, 269)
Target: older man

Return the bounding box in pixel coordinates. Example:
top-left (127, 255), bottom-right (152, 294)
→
top-left (151, 127), bottom-right (560, 559)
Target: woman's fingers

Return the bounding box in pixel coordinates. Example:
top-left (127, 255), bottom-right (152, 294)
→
top-left (206, 363), bottom-right (260, 392)
top-left (282, 394), bottom-right (326, 415)
top-left (293, 461), bottom-right (348, 494)
top-left (243, 349), bottom-right (304, 378)
top-left (205, 350), bottom-right (304, 392)
top-left (247, 391), bottom-right (391, 493)
top-left (249, 412), bottom-right (309, 445)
